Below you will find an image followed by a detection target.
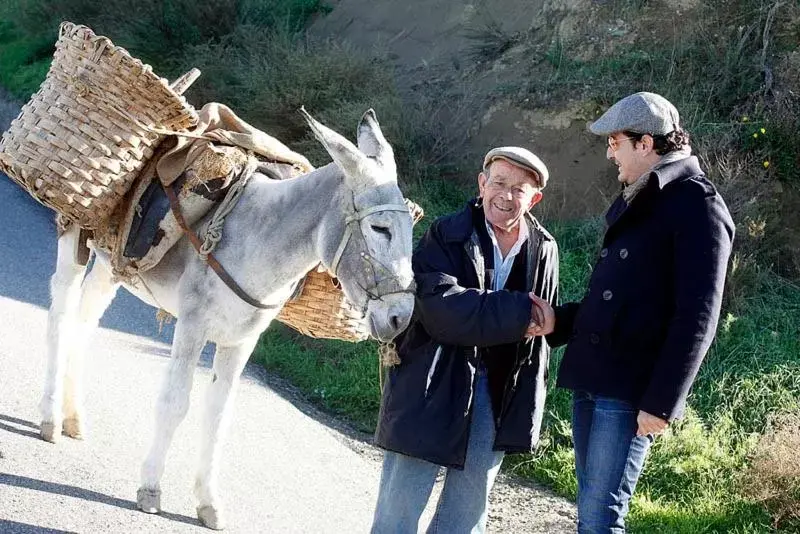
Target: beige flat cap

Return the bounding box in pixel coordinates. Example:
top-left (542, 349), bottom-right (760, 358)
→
top-left (483, 146), bottom-right (549, 188)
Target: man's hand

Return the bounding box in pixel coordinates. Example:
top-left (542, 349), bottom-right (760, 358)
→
top-left (525, 293), bottom-right (555, 337)
top-left (636, 410), bottom-right (669, 437)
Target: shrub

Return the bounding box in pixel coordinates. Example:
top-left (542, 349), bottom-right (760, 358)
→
top-left (742, 413), bottom-right (800, 528)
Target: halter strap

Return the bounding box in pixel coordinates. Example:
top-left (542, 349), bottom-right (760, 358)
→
top-left (329, 203), bottom-right (410, 277)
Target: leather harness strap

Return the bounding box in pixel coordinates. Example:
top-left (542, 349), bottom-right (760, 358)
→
top-left (165, 177), bottom-right (413, 313)
top-left (163, 182), bottom-right (279, 310)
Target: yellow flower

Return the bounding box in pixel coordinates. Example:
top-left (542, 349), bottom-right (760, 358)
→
top-left (763, 161), bottom-right (770, 168)
top-left (760, 127), bottom-right (766, 134)
top-left (742, 116), bottom-right (749, 122)
top-left (753, 133), bottom-right (759, 138)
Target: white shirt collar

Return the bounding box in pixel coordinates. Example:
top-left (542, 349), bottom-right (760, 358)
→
top-left (484, 219), bottom-right (529, 290)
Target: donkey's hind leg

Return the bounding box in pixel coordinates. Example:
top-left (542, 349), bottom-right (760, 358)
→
top-left (62, 258), bottom-right (120, 439)
top-left (138, 315), bottom-right (206, 515)
top-left (194, 336), bottom-right (259, 530)
top-left (40, 225), bottom-right (85, 443)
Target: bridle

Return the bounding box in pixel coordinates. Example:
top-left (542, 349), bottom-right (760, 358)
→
top-left (328, 201), bottom-right (416, 315)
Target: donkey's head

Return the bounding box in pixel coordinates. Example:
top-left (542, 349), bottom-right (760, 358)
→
top-left (302, 108), bottom-right (414, 342)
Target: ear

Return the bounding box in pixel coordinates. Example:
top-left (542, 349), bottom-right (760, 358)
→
top-left (478, 171), bottom-right (489, 197)
top-left (527, 191), bottom-right (543, 210)
top-left (356, 109), bottom-right (396, 179)
top-left (640, 134), bottom-right (655, 154)
top-left (300, 107), bottom-right (369, 181)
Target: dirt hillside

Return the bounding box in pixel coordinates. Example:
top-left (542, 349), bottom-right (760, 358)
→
top-left (310, 0), bottom-right (651, 219)
top-left (310, 0), bottom-right (800, 240)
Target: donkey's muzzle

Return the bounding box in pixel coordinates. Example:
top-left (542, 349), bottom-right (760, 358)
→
top-left (366, 291), bottom-right (414, 342)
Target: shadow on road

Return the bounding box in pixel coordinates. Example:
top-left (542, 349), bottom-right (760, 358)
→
top-left (0, 414), bottom-right (38, 429)
top-left (0, 414), bottom-right (40, 440)
top-left (0, 519), bottom-right (76, 534)
top-left (0, 473), bottom-right (201, 527)
top-left (0, 175), bottom-right (176, 344)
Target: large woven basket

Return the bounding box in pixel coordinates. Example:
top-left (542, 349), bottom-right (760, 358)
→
top-left (0, 22), bottom-right (198, 229)
top-left (277, 199), bottom-right (424, 342)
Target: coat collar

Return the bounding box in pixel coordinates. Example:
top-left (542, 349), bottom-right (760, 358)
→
top-left (605, 155), bottom-right (705, 229)
top-left (653, 155), bottom-right (704, 189)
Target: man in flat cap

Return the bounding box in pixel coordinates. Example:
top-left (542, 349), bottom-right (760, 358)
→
top-left (371, 147), bottom-right (559, 533)
top-left (531, 92), bottom-right (735, 533)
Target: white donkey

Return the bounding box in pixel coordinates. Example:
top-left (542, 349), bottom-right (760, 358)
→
top-left (39, 109), bottom-right (415, 530)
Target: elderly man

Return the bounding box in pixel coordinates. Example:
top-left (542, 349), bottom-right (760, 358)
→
top-left (371, 147), bottom-right (559, 533)
top-left (532, 92), bottom-right (735, 533)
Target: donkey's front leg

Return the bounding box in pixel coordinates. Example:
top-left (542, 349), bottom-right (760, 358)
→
top-left (137, 318), bottom-right (205, 515)
top-left (62, 259), bottom-right (120, 439)
top-left (40, 225), bottom-right (84, 443)
top-left (194, 336), bottom-right (259, 530)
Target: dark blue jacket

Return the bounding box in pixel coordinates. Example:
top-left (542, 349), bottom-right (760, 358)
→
top-left (374, 201), bottom-right (559, 468)
top-left (550, 156), bottom-right (734, 420)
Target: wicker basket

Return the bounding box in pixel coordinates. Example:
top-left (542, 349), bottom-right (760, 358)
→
top-left (0, 22), bottom-right (198, 229)
top-left (277, 199), bottom-right (424, 342)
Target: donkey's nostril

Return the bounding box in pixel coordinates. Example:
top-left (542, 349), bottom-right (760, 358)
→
top-left (390, 314), bottom-right (401, 332)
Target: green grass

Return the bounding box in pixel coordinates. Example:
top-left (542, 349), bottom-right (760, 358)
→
top-left (0, 19), bottom-right (53, 99)
top-left (255, 325), bottom-right (382, 433)
top-left (0, 0), bottom-right (332, 98)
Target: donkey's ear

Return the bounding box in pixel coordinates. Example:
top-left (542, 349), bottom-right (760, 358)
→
top-left (300, 107), bottom-right (366, 179)
top-left (357, 109), bottom-right (396, 179)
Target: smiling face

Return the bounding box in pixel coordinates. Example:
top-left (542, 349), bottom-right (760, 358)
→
top-left (478, 159), bottom-right (543, 233)
top-left (606, 132), bottom-right (661, 185)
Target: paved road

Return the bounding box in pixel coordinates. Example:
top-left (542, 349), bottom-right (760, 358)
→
top-left (0, 174), bottom-right (394, 533)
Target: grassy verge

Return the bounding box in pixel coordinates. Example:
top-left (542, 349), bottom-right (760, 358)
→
top-left (254, 325), bottom-right (381, 433)
top-left (0, 19), bottom-right (52, 99)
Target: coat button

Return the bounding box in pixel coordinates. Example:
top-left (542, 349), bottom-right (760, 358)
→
top-left (600, 248), bottom-right (609, 258)
top-left (590, 333), bottom-right (600, 344)
top-left (603, 289), bottom-right (613, 301)
top-left (620, 248), bottom-right (629, 259)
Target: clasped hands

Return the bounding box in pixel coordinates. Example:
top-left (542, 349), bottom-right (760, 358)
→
top-left (525, 292), bottom-right (555, 337)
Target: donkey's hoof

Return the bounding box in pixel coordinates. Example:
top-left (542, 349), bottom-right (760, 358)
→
top-left (40, 421), bottom-right (60, 443)
top-left (137, 487), bottom-right (161, 514)
top-left (62, 417), bottom-right (85, 440)
top-left (197, 505), bottom-right (226, 530)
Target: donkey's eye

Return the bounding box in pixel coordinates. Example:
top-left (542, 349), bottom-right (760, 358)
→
top-left (370, 225), bottom-right (392, 239)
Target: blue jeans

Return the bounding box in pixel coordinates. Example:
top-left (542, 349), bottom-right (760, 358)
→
top-left (371, 370), bottom-right (504, 534)
top-left (572, 391), bottom-right (653, 534)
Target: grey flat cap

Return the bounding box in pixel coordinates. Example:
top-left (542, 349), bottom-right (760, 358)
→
top-left (589, 92), bottom-right (680, 136)
top-left (483, 146), bottom-right (549, 188)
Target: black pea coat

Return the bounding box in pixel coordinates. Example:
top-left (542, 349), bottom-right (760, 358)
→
top-left (549, 156), bottom-right (735, 420)
top-left (374, 201), bottom-right (560, 469)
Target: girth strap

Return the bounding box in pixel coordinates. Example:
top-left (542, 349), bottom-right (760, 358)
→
top-left (163, 182), bottom-right (279, 310)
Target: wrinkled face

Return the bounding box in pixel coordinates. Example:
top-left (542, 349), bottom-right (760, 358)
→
top-left (606, 132), bottom-right (657, 185)
top-left (478, 159), bottom-right (542, 232)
